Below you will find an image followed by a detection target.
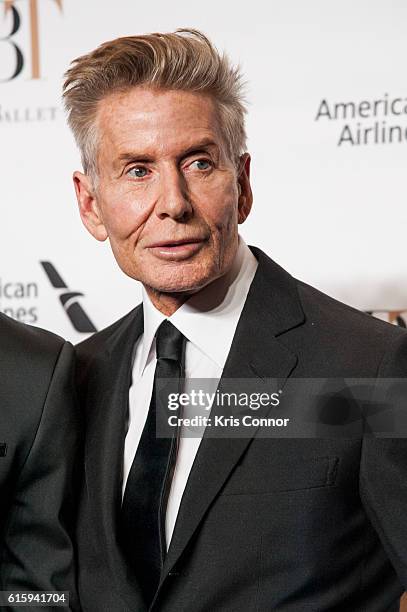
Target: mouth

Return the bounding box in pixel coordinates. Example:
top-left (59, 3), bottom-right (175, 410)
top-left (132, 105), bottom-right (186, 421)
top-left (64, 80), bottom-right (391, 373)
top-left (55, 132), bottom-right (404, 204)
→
top-left (148, 238), bottom-right (205, 247)
top-left (147, 237), bottom-right (207, 261)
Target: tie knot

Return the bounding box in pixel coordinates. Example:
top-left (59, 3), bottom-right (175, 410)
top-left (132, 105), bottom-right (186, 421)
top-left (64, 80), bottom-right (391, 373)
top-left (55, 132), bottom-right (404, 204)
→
top-left (155, 320), bottom-right (185, 362)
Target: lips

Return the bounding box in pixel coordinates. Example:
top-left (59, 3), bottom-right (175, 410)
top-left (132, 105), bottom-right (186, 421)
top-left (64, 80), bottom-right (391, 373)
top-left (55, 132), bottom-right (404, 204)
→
top-left (148, 238), bottom-right (205, 248)
top-left (147, 237), bottom-right (207, 261)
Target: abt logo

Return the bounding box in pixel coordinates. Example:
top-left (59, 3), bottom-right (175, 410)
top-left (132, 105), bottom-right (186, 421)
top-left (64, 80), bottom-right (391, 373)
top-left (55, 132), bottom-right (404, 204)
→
top-left (1, 0), bottom-right (63, 81)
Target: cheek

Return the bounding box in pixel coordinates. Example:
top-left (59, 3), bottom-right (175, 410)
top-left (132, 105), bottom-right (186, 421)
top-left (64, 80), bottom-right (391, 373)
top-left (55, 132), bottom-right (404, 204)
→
top-left (211, 195), bottom-right (239, 236)
top-left (194, 181), bottom-right (238, 230)
top-left (100, 186), bottom-right (152, 240)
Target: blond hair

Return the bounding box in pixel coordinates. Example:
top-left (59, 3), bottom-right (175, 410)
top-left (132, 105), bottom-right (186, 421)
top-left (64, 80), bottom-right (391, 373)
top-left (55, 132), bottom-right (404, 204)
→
top-left (63, 29), bottom-right (247, 180)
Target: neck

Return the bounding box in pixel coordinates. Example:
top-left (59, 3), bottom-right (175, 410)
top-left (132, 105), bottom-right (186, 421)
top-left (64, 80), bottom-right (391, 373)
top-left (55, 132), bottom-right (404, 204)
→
top-left (143, 286), bottom-right (194, 316)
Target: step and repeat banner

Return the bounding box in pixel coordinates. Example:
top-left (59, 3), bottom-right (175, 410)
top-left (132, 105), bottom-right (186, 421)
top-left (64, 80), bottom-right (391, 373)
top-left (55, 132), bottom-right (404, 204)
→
top-left (1, 0), bottom-right (407, 344)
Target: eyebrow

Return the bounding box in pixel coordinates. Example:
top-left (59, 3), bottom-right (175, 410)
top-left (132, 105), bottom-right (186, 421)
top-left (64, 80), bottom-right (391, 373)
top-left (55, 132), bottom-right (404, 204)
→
top-left (116, 139), bottom-right (219, 166)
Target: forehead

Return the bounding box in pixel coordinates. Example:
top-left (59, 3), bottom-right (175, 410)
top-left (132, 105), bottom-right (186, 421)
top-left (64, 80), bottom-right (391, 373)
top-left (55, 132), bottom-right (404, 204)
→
top-left (95, 87), bottom-right (223, 158)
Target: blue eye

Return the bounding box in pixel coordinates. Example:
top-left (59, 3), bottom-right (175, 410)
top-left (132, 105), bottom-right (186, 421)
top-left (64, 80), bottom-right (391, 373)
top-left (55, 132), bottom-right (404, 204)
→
top-left (192, 160), bottom-right (211, 170)
top-left (128, 166), bottom-right (148, 178)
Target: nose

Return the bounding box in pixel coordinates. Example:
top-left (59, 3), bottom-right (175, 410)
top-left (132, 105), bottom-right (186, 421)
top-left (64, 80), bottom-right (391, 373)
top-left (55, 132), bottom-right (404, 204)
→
top-left (155, 166), bottom-right (193, 221)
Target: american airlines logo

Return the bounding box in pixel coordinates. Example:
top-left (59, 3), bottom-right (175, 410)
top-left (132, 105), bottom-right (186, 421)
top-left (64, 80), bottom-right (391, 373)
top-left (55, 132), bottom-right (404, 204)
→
top-left (41, 261), bottom-right (96, 334)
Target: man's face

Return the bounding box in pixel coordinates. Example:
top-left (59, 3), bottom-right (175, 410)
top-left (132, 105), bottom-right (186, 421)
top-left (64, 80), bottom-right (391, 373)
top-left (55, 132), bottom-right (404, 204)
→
top-left (74, 87), bottom-right (252, 295)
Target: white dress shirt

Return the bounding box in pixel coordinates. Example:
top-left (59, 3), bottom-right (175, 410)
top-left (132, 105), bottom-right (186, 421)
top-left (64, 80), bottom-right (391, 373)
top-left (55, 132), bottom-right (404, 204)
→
top-left (122, 236), bottom-right (258, 548)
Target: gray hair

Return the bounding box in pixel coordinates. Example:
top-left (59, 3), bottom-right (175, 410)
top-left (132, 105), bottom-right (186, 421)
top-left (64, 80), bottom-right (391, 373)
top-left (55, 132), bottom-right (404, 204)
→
top-left (63, 28), bottom-right (248, 181)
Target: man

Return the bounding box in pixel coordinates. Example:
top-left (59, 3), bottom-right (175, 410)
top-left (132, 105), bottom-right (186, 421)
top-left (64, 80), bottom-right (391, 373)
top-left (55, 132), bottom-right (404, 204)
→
top-left (65, 29), bottom-right (407, 611)
top-left (0, 312), bottom-right (80, 611)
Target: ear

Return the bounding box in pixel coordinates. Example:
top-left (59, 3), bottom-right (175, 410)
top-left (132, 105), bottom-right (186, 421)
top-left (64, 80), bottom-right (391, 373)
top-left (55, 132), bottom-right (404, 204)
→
top-left (237, 153), bottom-right (253, 224)
top-left (73, 171), bottom-right (108, 241)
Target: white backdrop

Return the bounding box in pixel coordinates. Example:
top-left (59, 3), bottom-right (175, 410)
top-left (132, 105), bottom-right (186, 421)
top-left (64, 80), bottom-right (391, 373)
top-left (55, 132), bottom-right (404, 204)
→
top-left (1, 0), bottom-right (407, 343)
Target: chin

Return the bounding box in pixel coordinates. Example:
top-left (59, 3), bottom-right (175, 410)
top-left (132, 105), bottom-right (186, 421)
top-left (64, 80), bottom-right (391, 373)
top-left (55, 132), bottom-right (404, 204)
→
top-left (145, 273), bottom-right (212, 294)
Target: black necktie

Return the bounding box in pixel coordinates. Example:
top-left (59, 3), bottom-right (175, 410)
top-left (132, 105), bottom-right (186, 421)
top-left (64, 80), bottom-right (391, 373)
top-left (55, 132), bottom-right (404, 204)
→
top-left (120, 319), bottom-right (186, 606)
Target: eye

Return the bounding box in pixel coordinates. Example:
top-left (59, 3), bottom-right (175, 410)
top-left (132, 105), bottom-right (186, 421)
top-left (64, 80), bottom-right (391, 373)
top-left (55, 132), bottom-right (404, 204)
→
top-left (190, 159), bottom-right (212, 171)
top-left (127, 166), bottom-right (148, 178)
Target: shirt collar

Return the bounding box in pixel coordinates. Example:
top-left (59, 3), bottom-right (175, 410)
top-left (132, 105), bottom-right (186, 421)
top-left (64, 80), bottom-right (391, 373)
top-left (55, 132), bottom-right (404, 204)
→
top-left (140, 236), bottom-right (258, 372)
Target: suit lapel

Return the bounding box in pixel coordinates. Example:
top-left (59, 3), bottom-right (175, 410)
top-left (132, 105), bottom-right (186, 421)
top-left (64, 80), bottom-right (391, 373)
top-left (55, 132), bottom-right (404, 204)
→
top-left (84, 305), bottom-right (147, 610)
top-left (159, 247), bottom-right (305, 585)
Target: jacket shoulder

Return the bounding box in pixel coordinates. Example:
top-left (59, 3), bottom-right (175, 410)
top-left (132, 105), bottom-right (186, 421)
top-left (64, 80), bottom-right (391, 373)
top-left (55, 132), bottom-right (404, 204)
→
top-left (0, 314), bottom-right (71, 435)
top-left (0, 312), bottom-right (65, 366)
top-left (295, 279), bottom-right (407, 377)
top-left (75, 306), bottom-right (140, 362)
top-left (297, 279), bottom-right (407, 342)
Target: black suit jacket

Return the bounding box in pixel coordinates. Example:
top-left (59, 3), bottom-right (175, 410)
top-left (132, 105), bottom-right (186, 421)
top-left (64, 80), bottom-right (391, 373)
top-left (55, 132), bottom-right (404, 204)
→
top-left (0, 313), bottom-right (80, 611)
top-left (75, 246), bottom-right (407, 612)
